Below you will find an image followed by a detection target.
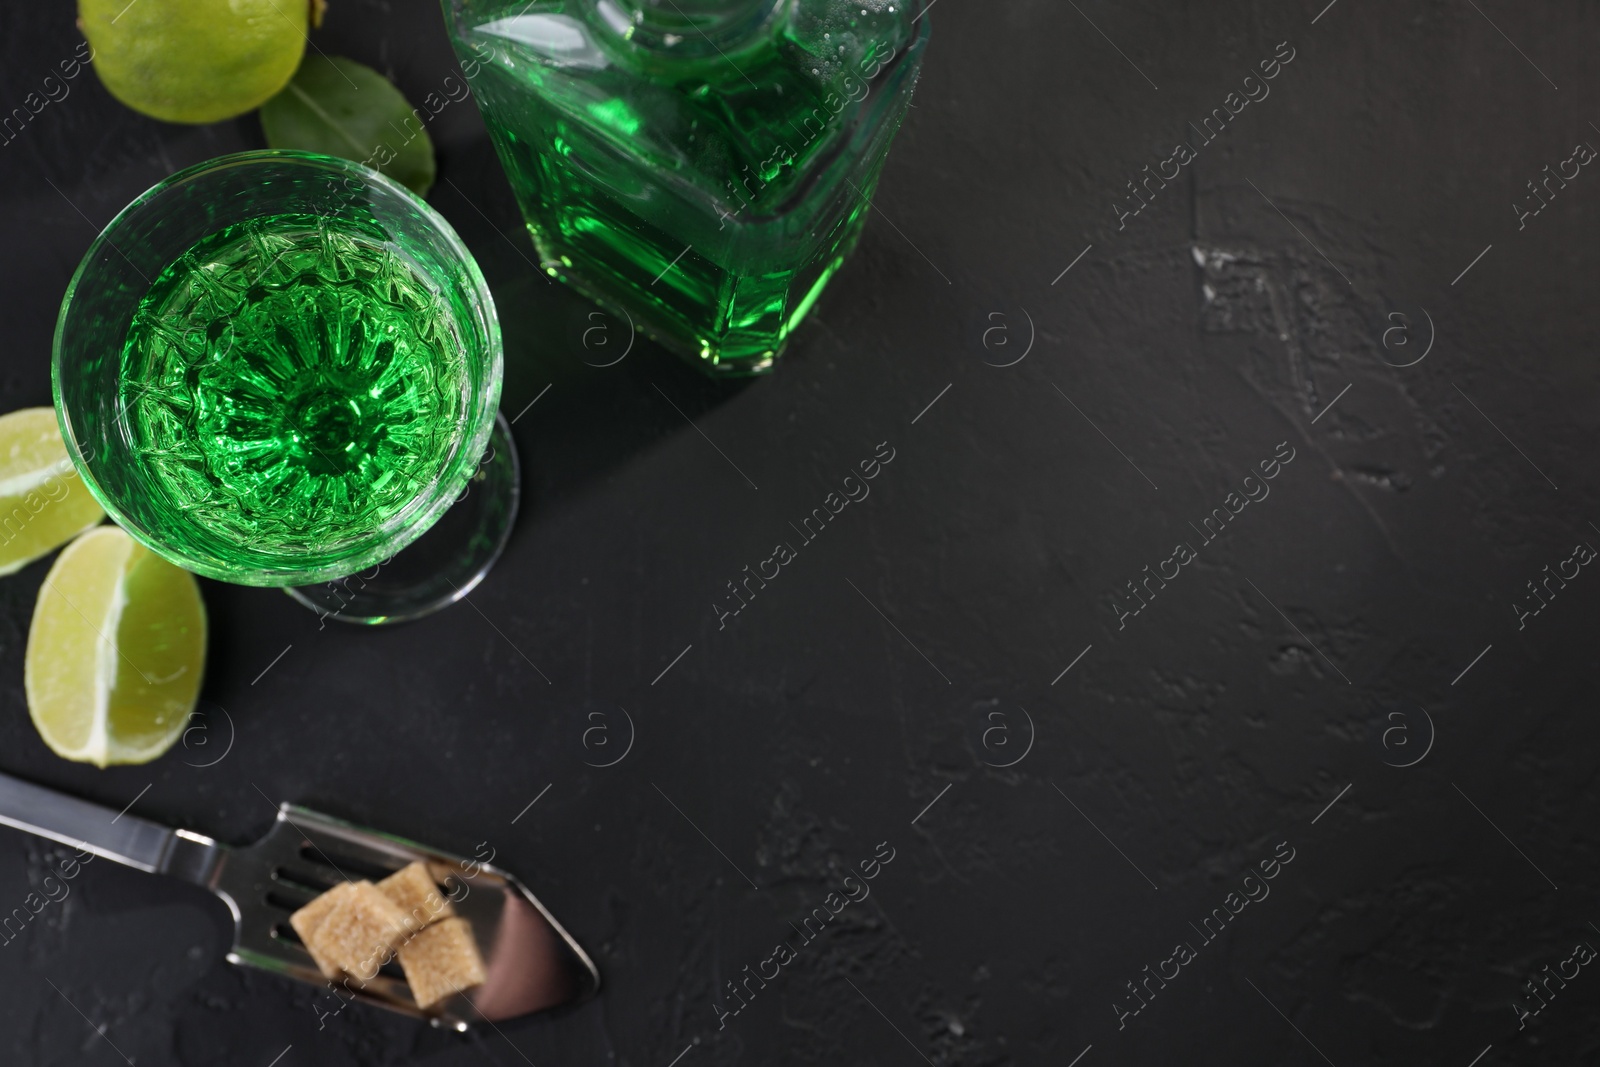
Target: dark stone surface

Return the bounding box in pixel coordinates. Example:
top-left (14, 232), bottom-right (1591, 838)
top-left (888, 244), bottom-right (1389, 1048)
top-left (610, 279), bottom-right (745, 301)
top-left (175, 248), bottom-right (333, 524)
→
top-left (3, 0), bottom-right (1598, 1064)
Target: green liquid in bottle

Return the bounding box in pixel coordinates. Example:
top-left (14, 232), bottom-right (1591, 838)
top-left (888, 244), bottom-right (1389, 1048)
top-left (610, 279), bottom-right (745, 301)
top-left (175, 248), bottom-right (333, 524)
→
top-left (446, 0), bottom-right (929, 374)
top-left (120, 214), bottom-right (471, 565)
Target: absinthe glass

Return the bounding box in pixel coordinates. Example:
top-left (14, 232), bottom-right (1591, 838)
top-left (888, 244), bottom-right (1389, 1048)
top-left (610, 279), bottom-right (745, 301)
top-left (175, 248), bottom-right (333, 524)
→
top-left (54, 151), bottom-right (502, 587)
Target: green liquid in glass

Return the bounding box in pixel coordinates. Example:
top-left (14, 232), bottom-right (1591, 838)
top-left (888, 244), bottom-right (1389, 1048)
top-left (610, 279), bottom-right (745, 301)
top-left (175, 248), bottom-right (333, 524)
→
top-left (120, 213), bottom-right (470, 563)
top-left (446, 0), bottom-right (928, 374)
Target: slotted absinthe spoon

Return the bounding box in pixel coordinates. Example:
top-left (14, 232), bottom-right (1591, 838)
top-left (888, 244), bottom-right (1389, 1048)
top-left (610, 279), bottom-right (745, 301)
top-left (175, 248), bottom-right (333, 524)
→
top-left (0, 770), bottom-right (599, 1030)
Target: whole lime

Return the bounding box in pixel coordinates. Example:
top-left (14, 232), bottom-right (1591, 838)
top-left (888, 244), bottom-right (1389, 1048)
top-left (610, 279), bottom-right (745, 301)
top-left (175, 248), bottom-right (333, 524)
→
top-left (79, 0), bottom-right (309, 124)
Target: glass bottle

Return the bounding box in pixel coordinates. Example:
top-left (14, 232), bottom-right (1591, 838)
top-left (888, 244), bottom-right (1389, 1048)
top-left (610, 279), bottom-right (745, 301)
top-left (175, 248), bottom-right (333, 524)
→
top-left (443, 0), bottom-right (930, 375)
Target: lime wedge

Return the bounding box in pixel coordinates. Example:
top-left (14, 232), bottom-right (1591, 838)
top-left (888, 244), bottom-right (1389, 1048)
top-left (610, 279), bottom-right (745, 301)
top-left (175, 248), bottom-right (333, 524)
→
top-left (25, 526), bottom-right (207, 767)
top-left (0, 407), bottom-right (104, 575)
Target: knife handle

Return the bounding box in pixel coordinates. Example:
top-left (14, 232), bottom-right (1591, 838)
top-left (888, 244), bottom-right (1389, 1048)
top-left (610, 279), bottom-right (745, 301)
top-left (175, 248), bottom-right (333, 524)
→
top-left (0, 770), bottom-right (176, 873)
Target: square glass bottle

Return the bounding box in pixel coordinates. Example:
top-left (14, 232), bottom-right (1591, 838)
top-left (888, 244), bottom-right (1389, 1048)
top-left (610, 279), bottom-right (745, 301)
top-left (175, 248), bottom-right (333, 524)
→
top-left (444, 0), bottom-right (930, 374)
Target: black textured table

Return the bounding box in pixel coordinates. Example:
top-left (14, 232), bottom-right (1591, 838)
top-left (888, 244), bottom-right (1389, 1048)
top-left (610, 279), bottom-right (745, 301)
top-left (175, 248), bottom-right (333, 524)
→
top-left (4, 1), bottom-right (1598, 1064)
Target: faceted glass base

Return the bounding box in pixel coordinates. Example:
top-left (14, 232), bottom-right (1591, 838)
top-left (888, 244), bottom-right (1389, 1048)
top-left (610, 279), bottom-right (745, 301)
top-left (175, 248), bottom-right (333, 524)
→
top-left (286, 413), bottom-right (520, 625)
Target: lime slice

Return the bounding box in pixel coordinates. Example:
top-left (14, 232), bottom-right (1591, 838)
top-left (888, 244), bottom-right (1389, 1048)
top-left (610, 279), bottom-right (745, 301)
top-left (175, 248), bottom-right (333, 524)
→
top-left (25, 526), bottom-right (207, 767)
top-left (0, 408), bottom-right (104, 576)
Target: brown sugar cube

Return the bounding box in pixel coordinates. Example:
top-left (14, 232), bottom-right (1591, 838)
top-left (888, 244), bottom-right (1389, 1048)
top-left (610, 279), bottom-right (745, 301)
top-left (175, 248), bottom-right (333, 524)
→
top-left (309, 880), bottom-right (410, 983)
top-left (398, 917), bottom-right (487, 1011)
top-left (377, 862), bottom-right (455, 933)
top-left (289, 880), bottom-right (363, 979)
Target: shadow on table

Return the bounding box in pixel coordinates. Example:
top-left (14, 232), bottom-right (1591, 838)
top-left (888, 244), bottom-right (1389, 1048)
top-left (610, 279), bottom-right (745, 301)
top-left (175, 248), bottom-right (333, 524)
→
top-left (429, 144), bottom-right (756, 518)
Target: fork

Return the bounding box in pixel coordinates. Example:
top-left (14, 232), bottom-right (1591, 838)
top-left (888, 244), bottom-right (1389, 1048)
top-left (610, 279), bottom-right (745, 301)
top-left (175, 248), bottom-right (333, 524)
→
top-left (0, 770), bottom-right (600, 1030)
